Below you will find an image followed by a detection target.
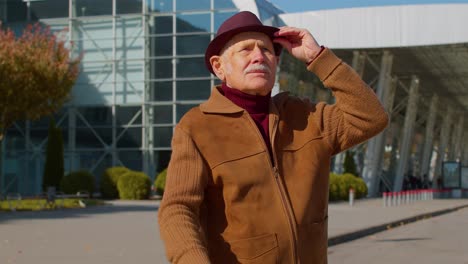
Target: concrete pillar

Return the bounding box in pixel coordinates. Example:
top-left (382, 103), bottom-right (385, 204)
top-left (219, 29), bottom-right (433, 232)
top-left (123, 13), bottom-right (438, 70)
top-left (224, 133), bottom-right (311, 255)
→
top-left (463, 134), bottom-right (468, 166)
top-left (393, 76), bottom-right (419, 192)
top-left (111, 0), bottom-right (118, 167)
top-left (433, 107), bottom-right (453, 188)
top-left (387, 122), bottom-right (400, 182)
top-left (142, 6), bottom-right (155, 178)
top-left (68, 107), bottom-right (77, 171)
top-left (334, 51), bottom-right (366, 174)
top-left (449, 115), bottom-right (464, 161)
top-left (362, 51), bottom-right (393, 196)
top-left (420, 95), bottom-right (438, 179)
top-left (69, 1), bottom-right (78, 172)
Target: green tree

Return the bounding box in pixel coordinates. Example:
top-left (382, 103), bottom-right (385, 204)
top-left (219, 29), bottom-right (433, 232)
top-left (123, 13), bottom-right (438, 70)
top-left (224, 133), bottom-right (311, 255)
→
top-left (42, 118), bottom-right (64, 191)
top-left (343, 150), bottom-right (358, 177)
top-left (0, 23), bottom-right (80, 192)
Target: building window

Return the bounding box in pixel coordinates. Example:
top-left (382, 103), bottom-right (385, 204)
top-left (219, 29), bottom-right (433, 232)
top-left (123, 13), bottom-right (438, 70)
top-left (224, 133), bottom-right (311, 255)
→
top-left (151, 81), bottom-right (173, 101)
top-left (118, 151), bottom-right (143, 171)
top-left (176, 13), bottom-right (210, 33)
top-left (5, 0), bottom-right (27, 22)
top-left (154, 16), bottom-right (173, 34)
top-left (147, 0), bottom-right (173, 13)
top-left (153, 126), bottom-right (173, 147)
top-left (116, 0), bottom-right (143, 14)
top-left (153, 105), bottom-right (173, 124)
top-left (176, 80), bottom-right (211, 100)
top-left (176, 0), bottom-right (210, 12)
top-left (214, 0), bottom-right (235, 9)
top-left (153, 59), bottom-right (173, 78)
top-left (154, 36), bottom-right (173, 56)
top-left (117, 127), bottom-right (142, 148)
top-left (176, 34), bottom-right (210, 55)
top-left (75, 0), bottom-right (112, 17)
top-left (177, 57), bottom-right (210, 78)
top-left (30, 0), bottom-right (69, 20)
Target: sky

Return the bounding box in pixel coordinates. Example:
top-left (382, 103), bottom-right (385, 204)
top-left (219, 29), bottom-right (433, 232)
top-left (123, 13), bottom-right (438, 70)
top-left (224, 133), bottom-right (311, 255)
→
top-left (267, 0), bottom-right (468, 13)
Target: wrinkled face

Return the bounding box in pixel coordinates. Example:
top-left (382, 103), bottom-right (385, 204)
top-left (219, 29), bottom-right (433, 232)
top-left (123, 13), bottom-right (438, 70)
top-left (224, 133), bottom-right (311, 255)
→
top-left (210, 32), bottom-right (278, 96)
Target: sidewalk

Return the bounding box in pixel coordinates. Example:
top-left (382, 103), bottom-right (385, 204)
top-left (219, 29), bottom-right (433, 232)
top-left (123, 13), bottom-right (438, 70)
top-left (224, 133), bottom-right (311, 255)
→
top-left (108, 198), bottom-right (468, 246)
top-left (1, 198), bottom-right (467, 264)
top-left (327, 198), bottom-right (468, 246)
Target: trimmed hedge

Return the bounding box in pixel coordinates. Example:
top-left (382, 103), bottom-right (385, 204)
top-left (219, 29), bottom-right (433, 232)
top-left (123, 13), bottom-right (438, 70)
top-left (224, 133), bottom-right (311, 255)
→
top-left (154, 169), bottom-right (167, 195)
top-left (60, 170), bottom-right (95, 195)
top-left (100, 166), bottom-right (130, 199)
top-left (117, 171), bottom-right (151, 200)
top-left (329, 173), bottom-right (367, 201)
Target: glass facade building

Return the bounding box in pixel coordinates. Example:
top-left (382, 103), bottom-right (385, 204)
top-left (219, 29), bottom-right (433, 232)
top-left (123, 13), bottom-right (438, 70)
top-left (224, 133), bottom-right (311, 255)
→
top-left (0, 0), bottom-right (284, 195)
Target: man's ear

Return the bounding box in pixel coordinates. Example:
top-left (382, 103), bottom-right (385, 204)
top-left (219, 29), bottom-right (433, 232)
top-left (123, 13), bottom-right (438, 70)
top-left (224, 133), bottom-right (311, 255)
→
top-left (210, 55), bottom-right (225, 81)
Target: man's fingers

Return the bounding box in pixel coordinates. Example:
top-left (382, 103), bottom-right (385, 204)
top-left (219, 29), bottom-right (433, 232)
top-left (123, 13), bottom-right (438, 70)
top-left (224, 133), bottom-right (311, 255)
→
top-left (272, 37), bottom-right (291, 50)
top-left (275, 29), bottom-right (303, 37)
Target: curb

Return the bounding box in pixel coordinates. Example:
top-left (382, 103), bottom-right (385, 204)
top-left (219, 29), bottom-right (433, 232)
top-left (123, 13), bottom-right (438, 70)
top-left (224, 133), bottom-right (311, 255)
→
top-left (328, 203), bottom-right (468, 246)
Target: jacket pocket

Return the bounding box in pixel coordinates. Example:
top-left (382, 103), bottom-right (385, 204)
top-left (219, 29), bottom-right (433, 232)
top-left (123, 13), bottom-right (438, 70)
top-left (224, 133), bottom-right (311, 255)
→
top-left (228, 233), bottom-right (279, 264)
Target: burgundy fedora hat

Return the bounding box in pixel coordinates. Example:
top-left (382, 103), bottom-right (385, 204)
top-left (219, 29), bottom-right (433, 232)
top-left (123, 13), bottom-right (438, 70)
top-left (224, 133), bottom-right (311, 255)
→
top-left (205, 11), bottom-right (282, 74)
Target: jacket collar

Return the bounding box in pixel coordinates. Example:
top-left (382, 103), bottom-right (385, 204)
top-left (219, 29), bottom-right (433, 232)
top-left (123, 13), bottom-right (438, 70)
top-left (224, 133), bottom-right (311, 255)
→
top-left (200, 85), bottom-right (289, 115)
top-left (200, 86), bottom-right (245, 114)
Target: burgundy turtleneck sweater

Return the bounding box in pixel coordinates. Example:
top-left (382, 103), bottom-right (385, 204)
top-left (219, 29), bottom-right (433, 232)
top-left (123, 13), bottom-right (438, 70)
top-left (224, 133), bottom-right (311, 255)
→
top-left (220, 83), bottom-right (273, 161)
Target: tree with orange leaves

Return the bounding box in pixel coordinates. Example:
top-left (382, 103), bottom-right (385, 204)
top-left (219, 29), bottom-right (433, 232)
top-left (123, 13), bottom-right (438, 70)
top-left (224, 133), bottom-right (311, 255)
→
top-left (0, 23), bottom-right (81, 192)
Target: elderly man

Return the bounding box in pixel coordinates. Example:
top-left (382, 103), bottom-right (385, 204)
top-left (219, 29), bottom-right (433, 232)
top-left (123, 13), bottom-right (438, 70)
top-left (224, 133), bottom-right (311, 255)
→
top-left (158, 11), bottom-right (388, 264)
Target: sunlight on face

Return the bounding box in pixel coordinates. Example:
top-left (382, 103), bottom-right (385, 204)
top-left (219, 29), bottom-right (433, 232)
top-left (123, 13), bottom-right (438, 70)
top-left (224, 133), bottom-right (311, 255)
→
top-left (220, 32), bottom-right (278, 96)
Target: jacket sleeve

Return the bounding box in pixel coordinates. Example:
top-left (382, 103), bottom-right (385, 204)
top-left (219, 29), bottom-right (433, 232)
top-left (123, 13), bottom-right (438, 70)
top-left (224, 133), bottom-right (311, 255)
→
top-left (158, 126), bottom-right (210, 264)
top-left (307, 48), bottom-right (389, 154)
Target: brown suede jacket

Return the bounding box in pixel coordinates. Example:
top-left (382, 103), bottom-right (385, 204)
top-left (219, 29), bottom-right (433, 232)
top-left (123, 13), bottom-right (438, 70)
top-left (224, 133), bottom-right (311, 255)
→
top-left (158, 48), bottom-right (389, 264)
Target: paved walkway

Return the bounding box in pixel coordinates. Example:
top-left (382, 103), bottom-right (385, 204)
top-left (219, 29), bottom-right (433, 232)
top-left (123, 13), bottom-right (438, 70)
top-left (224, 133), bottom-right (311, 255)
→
top-left (0, 198), bottom-right (467, 264)
top-left (328, 198), bottom-right (468, 245)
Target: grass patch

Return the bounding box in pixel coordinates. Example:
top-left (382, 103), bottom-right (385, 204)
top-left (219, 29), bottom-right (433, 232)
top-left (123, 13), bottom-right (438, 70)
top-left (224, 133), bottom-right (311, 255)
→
top-left (0, 198), bottom-right (106, 211)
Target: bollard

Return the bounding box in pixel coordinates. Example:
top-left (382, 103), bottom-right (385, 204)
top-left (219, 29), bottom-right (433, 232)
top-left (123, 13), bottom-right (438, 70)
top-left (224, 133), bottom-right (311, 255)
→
top-left (383, 192), bottom-right (388, 207)
top-left (349, 188), bottom-right (355, 206)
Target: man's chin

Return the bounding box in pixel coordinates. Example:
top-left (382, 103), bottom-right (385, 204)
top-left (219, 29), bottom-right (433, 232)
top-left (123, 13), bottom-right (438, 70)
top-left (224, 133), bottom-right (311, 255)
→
top-left (245, 85), bottom-right (273, 96)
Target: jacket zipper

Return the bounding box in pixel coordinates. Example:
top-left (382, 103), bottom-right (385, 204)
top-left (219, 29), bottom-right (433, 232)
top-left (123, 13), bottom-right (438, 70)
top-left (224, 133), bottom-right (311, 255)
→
top-left (244, 114), bottom-right (299, 263)
top-left (270, 118), bottom-right (299, 264)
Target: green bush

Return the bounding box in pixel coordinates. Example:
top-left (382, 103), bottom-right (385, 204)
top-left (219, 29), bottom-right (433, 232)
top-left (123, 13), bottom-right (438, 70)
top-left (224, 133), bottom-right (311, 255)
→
top-left (329, 173), bottom-right (340, 201)
top-left (154, 169), bottom-right (167, 195)
top-left (60, 170), bottom-right (95, 195)
top-left (329, 173), bottom-right (368, 201)
top-left (100, 166), bottom-right (130, 199)
top-left (42, 118), bottom-right (64, 191)
top-left (117, 171), bottom-right (151, 200)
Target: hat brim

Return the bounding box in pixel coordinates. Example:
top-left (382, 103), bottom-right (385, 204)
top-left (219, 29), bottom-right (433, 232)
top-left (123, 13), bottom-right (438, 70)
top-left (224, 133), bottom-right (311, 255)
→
top-left (205, 25), bottom-right (282, 75)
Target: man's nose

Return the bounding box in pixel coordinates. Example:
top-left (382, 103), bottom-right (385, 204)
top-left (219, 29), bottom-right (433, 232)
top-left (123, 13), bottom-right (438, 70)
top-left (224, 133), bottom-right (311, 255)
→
top-left (251, 46), bottom-right (265, 63)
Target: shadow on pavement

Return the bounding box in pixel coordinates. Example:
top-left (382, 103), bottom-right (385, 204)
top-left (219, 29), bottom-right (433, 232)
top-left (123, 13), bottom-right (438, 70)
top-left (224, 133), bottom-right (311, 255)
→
top-left (376, 237), bottom-right (431, 242)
